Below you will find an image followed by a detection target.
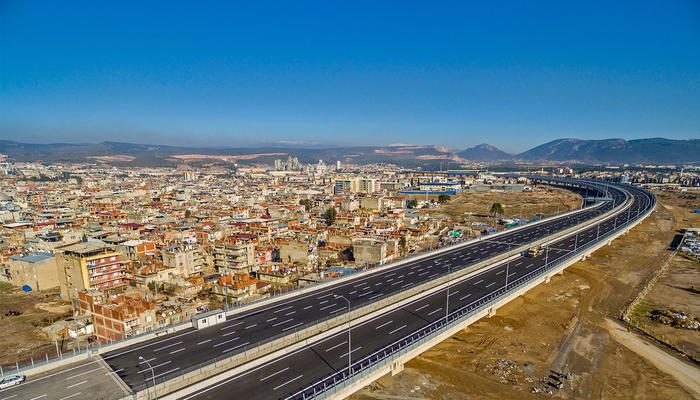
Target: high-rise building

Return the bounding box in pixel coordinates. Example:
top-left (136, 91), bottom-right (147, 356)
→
top-left (334, 177), bottom-right (359, 194)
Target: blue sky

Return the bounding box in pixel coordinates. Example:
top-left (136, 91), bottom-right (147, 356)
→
top-left (1, 1), bottom-right (698, 153)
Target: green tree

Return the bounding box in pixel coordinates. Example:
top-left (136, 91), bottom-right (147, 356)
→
top-left (408, 199), bottom-right (418, 209)
top-left (185, 209), bottom-right (191, 218)
top-left (399, 237), bottom-right (407, 254)
top-left (438, 194), bottom-right (451, 203)
top-left (490, 202), bottom-right (504, 217)
top-left (324, 207), bottom-right (337, 225)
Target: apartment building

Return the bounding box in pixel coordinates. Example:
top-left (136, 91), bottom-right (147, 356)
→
top-left (77, 291), bottom-right (155, 343)
top-left (57, 242), bottom-right (128, 299)
top-left (213, 240), bottom-right (254, 274)
top-left (161, 245), bottom-right (204, 277)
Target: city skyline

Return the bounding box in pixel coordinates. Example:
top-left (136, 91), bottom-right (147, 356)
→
top-left (1, 1), bottom-right (699, 153)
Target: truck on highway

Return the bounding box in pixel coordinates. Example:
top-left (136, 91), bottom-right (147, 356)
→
top-left (524, 246), bottom-right (543, 257)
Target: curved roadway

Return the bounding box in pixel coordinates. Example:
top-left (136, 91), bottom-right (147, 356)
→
top-left (172, 182), bottom-right (653, 400)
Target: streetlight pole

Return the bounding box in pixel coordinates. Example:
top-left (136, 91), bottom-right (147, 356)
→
top-left (139, 355), bottom-right (157, 399)
top-left (445, 264), bottom-right (451, 321)
top-left (505, 242), bottom-right (511, 289)
top-left (335, 295), bottom-right (352, 377)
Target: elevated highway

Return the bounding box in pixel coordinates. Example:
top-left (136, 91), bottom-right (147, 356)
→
top-left (0, 179), bottom-right (653, 400)
top-left (169, 182), bottom-right (654, 400)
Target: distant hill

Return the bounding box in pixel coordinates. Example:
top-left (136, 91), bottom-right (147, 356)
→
top-left (0, 137), bottom-right (696, 166)
top-left (457, 144), bottom-right (513, 161)
top-left (0, 141), bottom-right (461, 168)
top-left (516, 138), bottom-right (700, 164)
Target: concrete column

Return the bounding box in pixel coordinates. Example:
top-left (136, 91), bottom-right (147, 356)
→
top-left (545, 275), bottom-right (551, 283)
top-left (391, 360), bottom-right (404, 376)
top-left (487, 307), bottom-right (497, 317)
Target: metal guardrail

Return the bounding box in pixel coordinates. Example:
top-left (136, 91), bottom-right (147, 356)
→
top-left (2, 181), bottom-right (610, 378)
top-left (286, 187), bottom-right (655, 399)
top-left (0, 180), bottom-right (627, 386)
top-left (124, 184), bottom-right (630, 395)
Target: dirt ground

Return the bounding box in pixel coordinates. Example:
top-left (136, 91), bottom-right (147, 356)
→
top-left (0, 283), bottom-right (73, 367)
top-left (628, 191), bottom-right (700, 362)
top-left (350, 192), bottom-right (698, 400)
top-left (415, 187), bottom-right (581, 223)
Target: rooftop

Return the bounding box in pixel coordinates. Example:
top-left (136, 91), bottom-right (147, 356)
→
top-left (9, 252), bottom-right (55, 263)
top-left (61, 241), bottom-right (113, 256)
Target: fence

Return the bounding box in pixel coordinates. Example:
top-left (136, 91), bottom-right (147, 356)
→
top-left (284, 187), bottom-right (655, 399)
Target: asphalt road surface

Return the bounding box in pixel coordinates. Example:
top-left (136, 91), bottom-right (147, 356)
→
top-left (176, 184), bottom-right (653, 400)
top-left (0, 358), bottom-right (128, 400)
top-left (101, 184), bottom-right (622, 391)
top-left (6, 180), bottom-right (647, 400)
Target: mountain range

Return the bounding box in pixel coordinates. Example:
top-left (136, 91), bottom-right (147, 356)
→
top-left (0, 138), bottom-right (697, 167)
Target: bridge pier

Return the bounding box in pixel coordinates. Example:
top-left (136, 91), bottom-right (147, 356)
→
top-left (487, 306), bottom-right (497, 318)
top-left (545, 275), bottom-right (551, 283)
top-left (390, 360), bottom-right (404, 376)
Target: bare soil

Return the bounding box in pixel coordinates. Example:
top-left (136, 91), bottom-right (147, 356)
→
top-left (350, 193), bottom-right (698, 400)
top-left (0, 283), bottom-right (73, 367)
top-left (628, 191), bottom-right (700, 361)
top-left (418, 187), bottom-right (581, 223)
